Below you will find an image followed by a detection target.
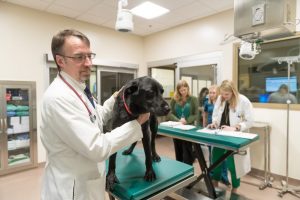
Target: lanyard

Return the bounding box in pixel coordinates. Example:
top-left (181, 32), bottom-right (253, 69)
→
top-left (59, 73), bottom-right (96, 123)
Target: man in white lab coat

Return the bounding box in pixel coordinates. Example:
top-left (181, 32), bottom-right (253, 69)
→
top-left (40, 29), bottom-right (149, 200)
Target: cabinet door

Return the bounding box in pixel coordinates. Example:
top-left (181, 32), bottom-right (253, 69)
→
top-left (0, 81), bottom-right (37, 174)
top-left (5, 85), bottom-right (31, 167)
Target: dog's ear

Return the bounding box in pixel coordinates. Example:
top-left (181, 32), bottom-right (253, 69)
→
top-left (125, 80), bottom-right (139, 95)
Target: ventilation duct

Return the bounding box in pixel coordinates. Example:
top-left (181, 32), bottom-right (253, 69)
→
top-left (234, 0), bottom-right (296, 42)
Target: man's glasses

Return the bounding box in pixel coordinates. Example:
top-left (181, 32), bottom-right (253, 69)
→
top-left (58, 53), bottom-right (96, 63)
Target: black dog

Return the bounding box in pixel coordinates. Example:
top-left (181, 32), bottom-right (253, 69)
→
top-left (106, 76), bottom-right (170, 191)
top-left (122, 113), bottom-right (161, 162)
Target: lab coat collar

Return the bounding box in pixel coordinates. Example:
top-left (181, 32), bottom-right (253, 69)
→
top-left (59, 71), bottom-right (86, 92)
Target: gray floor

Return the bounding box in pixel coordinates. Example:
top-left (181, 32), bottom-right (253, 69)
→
top-left (0, 136), bottom-right (298, 200)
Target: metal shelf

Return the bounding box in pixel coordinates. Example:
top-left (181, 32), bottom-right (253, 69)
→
top-left (8, 145), bottom-right (30, 151)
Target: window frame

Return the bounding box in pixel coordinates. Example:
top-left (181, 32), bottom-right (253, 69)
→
top-left (233, 34), bottom-right (300, 110)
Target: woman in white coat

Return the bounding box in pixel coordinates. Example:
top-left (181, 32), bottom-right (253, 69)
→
top-left (208, 80), bottom-right (253, 193)
top-left (40, 29), bottom-right (149, 200)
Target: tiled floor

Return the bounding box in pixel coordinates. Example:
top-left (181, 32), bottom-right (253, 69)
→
top-left (0, 136), bottom-right (299, 200)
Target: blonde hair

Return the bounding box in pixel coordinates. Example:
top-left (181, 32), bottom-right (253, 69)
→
top-left (174, 80), bottom-right (190, 103)
top-left (208, 85), bottom-right (219, 104)
top-left (219, 80), bottom-right (239, 108)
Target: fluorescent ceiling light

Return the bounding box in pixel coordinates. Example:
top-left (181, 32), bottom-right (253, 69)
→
top-left (131, 1), bottom-right (169, 19)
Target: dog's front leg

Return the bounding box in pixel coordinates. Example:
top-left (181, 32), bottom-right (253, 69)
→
top-left (106, 153), bottom-right (119, 191)
top-left (141, 123), bottom-right (156, 181)
top-left (149, 114), bottom-right (161, 162)
top-left (122, 142), bottom-right (137, 155)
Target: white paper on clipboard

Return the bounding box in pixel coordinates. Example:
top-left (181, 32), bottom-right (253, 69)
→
top-left (160, 121), bottom-right (195, 130)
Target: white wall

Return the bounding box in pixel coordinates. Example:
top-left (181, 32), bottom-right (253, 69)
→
top-left (145, 10), bottom-right (234, 80)
top-left (0, 2), bottom-right (145, 163)
top-left (144, 9), bottom-right (300, 180)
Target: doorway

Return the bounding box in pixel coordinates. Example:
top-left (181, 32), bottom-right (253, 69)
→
top-left (180, 64), bottom-right (217, 97)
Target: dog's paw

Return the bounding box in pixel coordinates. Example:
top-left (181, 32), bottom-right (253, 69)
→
top-left (144, 169), bottom-right (156, 182)
top-left (152, 153), bottom-right (161, 162)
top-left (122, 149), bottom-right (133, 155)
top-left (106, 172), bottom-right (120, 191)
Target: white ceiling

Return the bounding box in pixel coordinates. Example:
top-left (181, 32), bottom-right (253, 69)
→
top-left (1, 0), bottom-right (233, 36)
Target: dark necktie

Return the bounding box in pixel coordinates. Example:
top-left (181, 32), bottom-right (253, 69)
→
top-left (84, 86), bottom-right (95, 108)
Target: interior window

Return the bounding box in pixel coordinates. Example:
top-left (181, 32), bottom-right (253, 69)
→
top-left (237, 37), bottom-right (300, 105)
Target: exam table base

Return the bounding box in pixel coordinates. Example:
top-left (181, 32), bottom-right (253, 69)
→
top-left (189, 143), bottom-right (235, 199)
top-left (108, 175), bottom-right (197, 200)
top-left (176, 181), bottom-right (251, 200)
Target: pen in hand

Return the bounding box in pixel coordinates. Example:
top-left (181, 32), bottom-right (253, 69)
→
top-left (207, 123), bottom-right (217, 129)
top-left (206, 124), bottom-right (220, 134)
top-left (220, 125), bottom-right (236, 131)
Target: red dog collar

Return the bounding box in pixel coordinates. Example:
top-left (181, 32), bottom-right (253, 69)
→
top-left (122, 92), bottom-right (133, 116)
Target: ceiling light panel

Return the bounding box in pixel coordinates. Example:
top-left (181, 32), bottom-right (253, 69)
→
top-left (131, 1), bottom-right (169, 19)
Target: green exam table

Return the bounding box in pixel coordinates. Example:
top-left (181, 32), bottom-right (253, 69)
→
top-left (108, 149), bottom-right (197, 200)
top-left (157, 125), bottom-right (259, 199)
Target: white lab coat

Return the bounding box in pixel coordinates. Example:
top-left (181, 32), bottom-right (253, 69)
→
top-left (212, 94), bottom-right (254, 178)
top-left (40, 71), bottom-right (143, 200)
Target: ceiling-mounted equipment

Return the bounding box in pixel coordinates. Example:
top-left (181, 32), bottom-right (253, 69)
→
top-left (234, 0), bottom-right (296, 42)
top-left (234, 0), bottom-right (296, 60)
top-left (115, 0), bottom-right (133, 32)
top-left (239, 41), bottom-right (261, 60)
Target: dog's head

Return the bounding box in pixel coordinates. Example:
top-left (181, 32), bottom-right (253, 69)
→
top-left (123, 76), bottom-right (170, 116)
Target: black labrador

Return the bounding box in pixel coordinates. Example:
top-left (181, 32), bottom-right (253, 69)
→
top-left (122, 113), bottom-right (161, 162)
top-left (106, 76), bottom-right (170, 191)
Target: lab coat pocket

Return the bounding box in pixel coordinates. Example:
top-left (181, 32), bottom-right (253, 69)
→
top-left (234, 148), bottom-right (251, 178)
top-left (86, 178), bottom-right (104, 200)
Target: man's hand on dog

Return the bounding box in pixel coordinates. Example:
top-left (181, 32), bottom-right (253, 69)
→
top-left (137, 112), bottom-right (150, 125)
top-left (113, 86), bottom-right (125, 99)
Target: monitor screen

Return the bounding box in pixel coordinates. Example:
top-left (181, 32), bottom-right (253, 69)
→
top-left (265, 76), bottom-right (297, 92)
